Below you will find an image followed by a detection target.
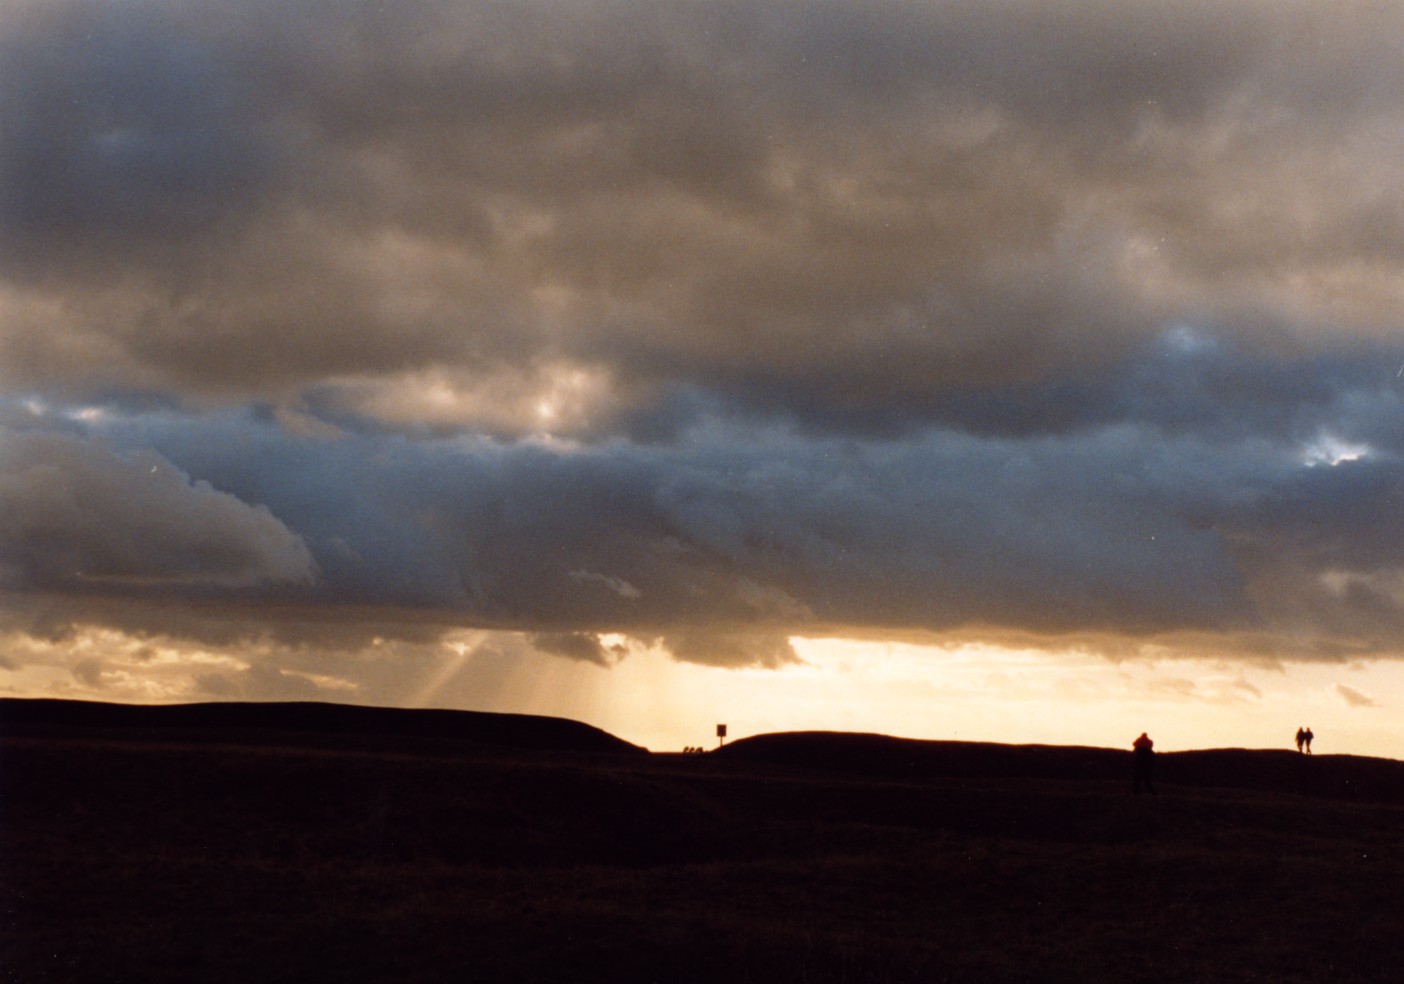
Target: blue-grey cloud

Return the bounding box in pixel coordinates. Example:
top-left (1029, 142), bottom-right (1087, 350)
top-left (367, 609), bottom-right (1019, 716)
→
top-left (7, 331), bottom-right (1404, 666)
top-left (0, 427), bottom-right (314, 592)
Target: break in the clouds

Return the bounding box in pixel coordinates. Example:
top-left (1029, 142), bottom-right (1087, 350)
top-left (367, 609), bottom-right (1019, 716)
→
top-left (5, 0), bottom-right (1404, 681)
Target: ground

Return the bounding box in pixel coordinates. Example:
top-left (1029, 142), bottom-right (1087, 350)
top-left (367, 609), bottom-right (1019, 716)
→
top-left (4, 708), bottom-right (1403, 982)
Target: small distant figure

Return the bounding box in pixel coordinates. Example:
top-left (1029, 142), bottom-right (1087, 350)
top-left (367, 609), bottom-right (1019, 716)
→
top-left (1303, 727), bottom-right (1314, 755)
top-left (1132, 732), bottom-right (1156, 795)
top-left (1295, 727), bottom-right (1306, 754)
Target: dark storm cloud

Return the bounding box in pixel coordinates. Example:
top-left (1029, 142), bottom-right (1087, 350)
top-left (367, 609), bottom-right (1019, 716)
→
top-left (8, 329), bottom-right (1404, 667)
top-left (529, 632), bottom-right (616, 666)
top-left (930, 332), bottom-right (1404, 441)
top-left (7, 0), bottom-right (1404, 421)
top-left (6, 0), bottom-right (1404, 669)
top-left (0, 1), bottom-right (273, 258)
top-left (71, 399), bottom-right (1246, 641)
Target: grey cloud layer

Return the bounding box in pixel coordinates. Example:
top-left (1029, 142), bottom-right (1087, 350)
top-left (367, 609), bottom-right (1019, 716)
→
top-left (6, 0), bottom-right (1404, 669)
top-left (6, 0), bottom-right (1404, 428)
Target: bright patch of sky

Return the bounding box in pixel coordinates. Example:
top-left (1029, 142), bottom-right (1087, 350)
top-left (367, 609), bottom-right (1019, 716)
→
top-left (1300, 432), bottom-right (1372, 467)
top-left (5, 625), bottom-right (1401, 759)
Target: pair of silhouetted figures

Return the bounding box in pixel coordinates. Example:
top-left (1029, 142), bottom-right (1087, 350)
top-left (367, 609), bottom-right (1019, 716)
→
top-left (1132, 732), bottom-right (1156, 795)
top-left (1133, 726), bottom-right (1319, 793)
top-left (1295, 727), bottom-right (1315, 754)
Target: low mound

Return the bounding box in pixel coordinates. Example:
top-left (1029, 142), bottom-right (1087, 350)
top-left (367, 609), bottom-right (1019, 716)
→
top-left (716, 731), bottom-right (1127, 780)
top-left (0, 697), bottom-right (646, 756)
top-left (717, 730), bottom-right (1404, 805)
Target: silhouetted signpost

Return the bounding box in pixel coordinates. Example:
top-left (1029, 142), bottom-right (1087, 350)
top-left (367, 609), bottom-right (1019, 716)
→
top-left (716, 724), bottom-right (727, 748)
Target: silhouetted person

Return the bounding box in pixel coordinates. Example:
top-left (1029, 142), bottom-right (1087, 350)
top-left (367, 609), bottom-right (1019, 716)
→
top-left (1132, 732), bottom-right (1156, 795)
top-left (1295, 727), bottom-right (1306, 753)
top-left (1303, 727), bottom-right (1314, 754)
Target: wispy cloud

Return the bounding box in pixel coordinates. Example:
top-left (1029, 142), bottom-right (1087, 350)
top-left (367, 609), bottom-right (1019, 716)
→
top-left (1336, 684), bottom-right (1379, 708)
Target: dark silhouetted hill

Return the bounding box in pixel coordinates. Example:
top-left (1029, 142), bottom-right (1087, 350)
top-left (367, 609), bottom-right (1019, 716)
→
top-left (11, 714), bottom-right (1404, 981)
top-left (716, 730), bottom-right (1404, 805)
top-left (0, 697), bottom-right (646, 756)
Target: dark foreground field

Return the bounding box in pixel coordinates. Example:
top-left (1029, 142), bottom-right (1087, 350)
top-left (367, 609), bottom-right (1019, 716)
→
top-left (5, 701), bottom-right (1404, 983)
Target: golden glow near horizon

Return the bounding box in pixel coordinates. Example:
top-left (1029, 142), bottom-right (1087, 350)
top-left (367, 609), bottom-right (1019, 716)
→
top-left (4, 625), bottom-right (1401, 760)
top-left (580, 638), bottom-right (1404, 758)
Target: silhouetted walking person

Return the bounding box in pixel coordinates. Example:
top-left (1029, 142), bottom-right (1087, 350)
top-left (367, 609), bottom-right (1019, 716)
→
top-left (1295, 727), bottom-right (1306, 753)
top-left (1132, 732), bottom-right (1156, 795)
top-left (1303, 727), bottom-right (1314, 755)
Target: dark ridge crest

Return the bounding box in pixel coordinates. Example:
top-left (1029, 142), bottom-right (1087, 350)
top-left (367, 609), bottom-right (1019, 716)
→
top-left (716, 730), bottom-right (1404, 805)
top-left (0, 697), bottom-right (647, 755)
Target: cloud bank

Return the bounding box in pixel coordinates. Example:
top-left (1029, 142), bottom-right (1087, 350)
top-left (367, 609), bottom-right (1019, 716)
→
top-left (4, 0), bottom-right (1404, 685)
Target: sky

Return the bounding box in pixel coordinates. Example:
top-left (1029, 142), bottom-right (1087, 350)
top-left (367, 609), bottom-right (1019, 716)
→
top-left (5, 0), bottom-right (1404, 754)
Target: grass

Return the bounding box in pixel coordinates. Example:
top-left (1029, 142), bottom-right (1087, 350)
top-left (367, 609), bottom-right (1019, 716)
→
top-left (5, 726), bottom-right (1404, 982)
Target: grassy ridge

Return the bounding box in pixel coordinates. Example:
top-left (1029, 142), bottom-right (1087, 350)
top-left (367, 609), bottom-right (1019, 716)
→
top-left (4, 710), bottom-right (1404, 982)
